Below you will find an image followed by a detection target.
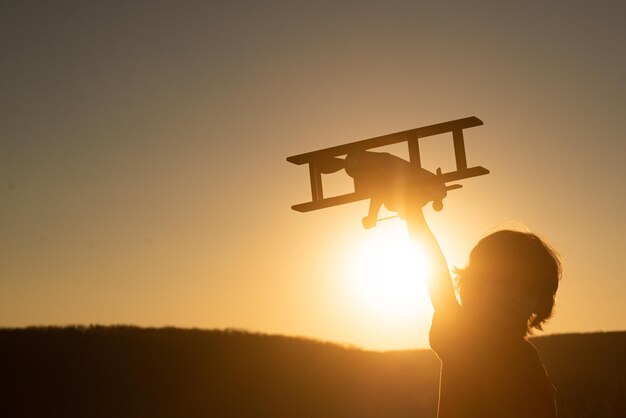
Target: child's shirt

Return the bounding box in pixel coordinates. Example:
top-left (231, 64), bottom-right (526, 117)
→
top-left (429, 304), bottom-right (557, 418)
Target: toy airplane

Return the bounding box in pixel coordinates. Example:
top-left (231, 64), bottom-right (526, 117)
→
top-left (287, 116), bottom-right (490, 229)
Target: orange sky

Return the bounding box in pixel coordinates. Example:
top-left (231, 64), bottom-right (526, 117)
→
top-left (1, 1), bottom-right (624, 350)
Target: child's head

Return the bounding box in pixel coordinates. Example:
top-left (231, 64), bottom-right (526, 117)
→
top-left (455, 230), bottom-right (562, 335)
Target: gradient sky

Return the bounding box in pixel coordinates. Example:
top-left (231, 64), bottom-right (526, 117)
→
top-left (1, 1), bottom-right (624, 350)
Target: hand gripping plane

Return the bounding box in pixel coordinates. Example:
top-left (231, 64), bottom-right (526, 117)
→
top-left (287, 116), bottom-right (490, 229)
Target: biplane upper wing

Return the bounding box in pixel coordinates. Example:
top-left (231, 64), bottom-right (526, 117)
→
top-left (287, 116), bottom-right (489, 213)
top-left (287, 116), bottom-right (483, 165)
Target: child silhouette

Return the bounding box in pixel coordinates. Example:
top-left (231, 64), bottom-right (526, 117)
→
top-left (405, 207), bottom-right (561, 418)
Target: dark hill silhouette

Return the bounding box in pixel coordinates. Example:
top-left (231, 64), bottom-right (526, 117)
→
top-left (0, 326), bottom-right (623, 418)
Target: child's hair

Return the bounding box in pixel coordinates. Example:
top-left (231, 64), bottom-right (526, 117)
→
top-left (455, 230), bottom-right (562, 333)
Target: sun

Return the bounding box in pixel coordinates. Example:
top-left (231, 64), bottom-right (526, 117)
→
top-left (344, 220), bottom-right (432, 321)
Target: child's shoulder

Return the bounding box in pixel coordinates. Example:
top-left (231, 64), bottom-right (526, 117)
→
top-left (430, 306), bottom-right (535, 358)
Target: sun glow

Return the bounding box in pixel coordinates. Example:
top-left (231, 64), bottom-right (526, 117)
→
top-left (344, 220), bottom-right (432, 321)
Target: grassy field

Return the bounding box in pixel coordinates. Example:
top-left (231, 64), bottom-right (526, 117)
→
top-left (1, 327), bottom-right (624, 417)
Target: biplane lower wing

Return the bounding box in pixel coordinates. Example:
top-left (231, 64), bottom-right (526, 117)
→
top-left (291, 192), bottom-right (367, 213)
top-left (291, 166), bottom-right (489, 212)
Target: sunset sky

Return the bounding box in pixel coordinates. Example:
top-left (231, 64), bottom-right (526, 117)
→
top-left (1, 1), bottom-right (624, 350)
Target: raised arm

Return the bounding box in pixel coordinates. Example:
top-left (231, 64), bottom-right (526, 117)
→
top-left (405, 209), bottom-right (459, 312)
